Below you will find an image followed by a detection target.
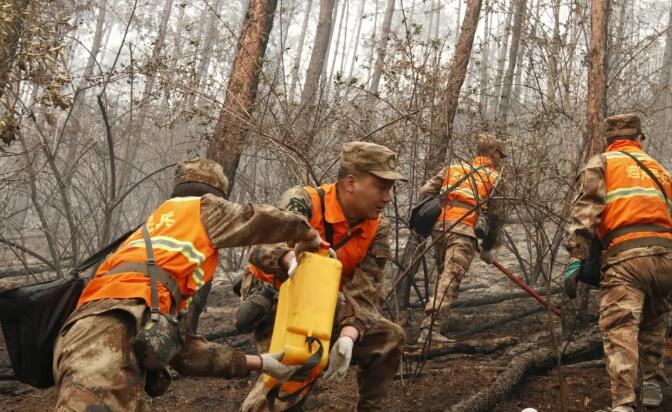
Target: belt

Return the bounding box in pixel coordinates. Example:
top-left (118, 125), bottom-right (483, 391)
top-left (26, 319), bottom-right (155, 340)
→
top-left (105, 262), bottom-right (182, 310)
top-left (604, 236), bottom-right (672, 260)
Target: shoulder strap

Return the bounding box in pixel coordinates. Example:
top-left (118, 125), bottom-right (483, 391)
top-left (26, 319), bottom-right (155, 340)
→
top-left (141, 224), bottom-right (164, 320)
top-left (316, 187), bottom-right (357, 251)
top-left (618, 151), bottom-right (669, 205)
top-left (317, 188), bottom-right (334, 246)
top-left (439, 165), bottom-right (486, 199)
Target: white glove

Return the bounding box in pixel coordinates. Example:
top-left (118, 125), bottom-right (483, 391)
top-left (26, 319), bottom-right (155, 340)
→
top-left (480, 249), bottom-right (495, 264)
top-left (323, 336), bottom-right (354, 382)
top-left (260, 352), bottom-right (298, 382)
top-left (287, 256), bottom-right (298, 277)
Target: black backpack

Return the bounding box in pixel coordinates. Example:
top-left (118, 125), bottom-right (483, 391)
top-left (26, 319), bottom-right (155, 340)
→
top-left (0, 228), bottom-right (136, 388)
top-left (409, 166), bottom-right (485, 238)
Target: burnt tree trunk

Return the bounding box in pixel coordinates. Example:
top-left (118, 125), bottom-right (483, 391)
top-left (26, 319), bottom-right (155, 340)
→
top-left (496, 0), bottom-right (526, 126)
top-left (426, 0), bottom-right (482, 177)
top-left (207, 0), bottom-right (278, 192)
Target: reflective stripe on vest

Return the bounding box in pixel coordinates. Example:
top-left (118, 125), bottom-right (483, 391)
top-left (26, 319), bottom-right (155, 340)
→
top-left (78, 197), bottom-right (218, 314)
top-left (598, 140), bottom-right (672, 250)
top-left (438, 156), bottom-right (499, 227)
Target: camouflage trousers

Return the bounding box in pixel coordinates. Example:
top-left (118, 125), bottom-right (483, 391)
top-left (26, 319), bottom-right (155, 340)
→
top-left (421, 230), bottom-right (476, 330)
top-left (240, 278), bottom-right (405, 412)
top-left (53, 299), bottom-right (250, 411)
top-left (599, 251), bottom-right (672, 408)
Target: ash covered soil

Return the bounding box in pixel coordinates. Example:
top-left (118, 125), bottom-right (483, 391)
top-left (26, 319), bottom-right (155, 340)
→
top-left (1, 228), bottom-right (671, 412)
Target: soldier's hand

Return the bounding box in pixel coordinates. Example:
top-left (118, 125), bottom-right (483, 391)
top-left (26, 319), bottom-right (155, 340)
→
top-left (260, 352), bottom-right (298, 383)
top-left (294, 231), bottom-right (323, 257)
top-left (324, 336), bottom-right (354, 382)
top-left (563, 257), bottom-right (582, 299)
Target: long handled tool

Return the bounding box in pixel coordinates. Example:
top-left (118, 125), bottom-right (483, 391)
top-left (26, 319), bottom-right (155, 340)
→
top-left (491, 258), bottom-right (562, 317)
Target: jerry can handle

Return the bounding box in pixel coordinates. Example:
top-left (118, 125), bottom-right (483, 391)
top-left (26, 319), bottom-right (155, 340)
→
top-left (265, 337), bottom-right (324, 408)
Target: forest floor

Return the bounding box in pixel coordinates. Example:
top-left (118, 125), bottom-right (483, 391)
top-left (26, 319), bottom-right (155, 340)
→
top-left (1, 226), bottom-right (672, 411)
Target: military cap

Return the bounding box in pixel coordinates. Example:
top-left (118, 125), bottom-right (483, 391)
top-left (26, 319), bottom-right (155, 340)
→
top-left (604, 113), bottom-right (645, 140)
top-left (476, 133), bottom-right (507, 158)
top-left (174, 158), bottom-right (229, 195)
top-left (340, 141), bottom-right (407, 181)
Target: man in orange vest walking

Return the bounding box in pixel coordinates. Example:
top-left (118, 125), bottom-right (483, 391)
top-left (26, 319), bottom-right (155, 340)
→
top-left (565, 114), bottom-right (672, 412)
top-left (52, 159), bottom-right (319, 411)
top-left (238, 142), bottom-right (407, 411)
top-left (416, 134), bottom-right (506, 345)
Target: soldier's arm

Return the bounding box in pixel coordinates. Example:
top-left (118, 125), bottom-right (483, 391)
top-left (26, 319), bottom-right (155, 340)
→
top-left (482, 172), bottom-right (506, 250)
top-left (338, 218), bottom-right (392, 338)
top-left (200, 193), bottom-right (313, 249)
top-left (247, 186), bottom-right (314, 275)
top-left (419, 166), bottom-right (449, 199)
top-left (565, 155), bottom-right (606, 260)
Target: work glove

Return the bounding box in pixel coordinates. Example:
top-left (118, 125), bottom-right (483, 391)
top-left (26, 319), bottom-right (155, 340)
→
top-left (323, 336), bottom-right (354, 382)
top-left (260, 352), bottom-right (298, 382)
top-left (480, 249), bottom-right (495, 265)
top-left (563, 257), bottom-right (582, 299)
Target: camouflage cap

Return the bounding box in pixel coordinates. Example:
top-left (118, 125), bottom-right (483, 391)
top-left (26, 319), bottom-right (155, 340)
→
top-left (340, 141), bottom-right (407, 181)
top-left (604, 113), bottom-right (645, 140)
top-left (476, 133), bottom-right (507, 158)
top-left (174, 158), bottom-right (229, 195)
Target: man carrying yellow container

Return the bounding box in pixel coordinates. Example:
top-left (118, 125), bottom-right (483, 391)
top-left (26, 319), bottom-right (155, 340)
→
top-left (238, 142), bottom-right (407, 411)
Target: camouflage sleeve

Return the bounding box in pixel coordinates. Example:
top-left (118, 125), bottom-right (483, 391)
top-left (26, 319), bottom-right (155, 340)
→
top-left (483, 173), bottom-right (506, 250)
top-left (565, 154), bottom-right (606, 260)
top-left (247, 186), bottom-right (314, 275)
top-left (200, 193), bottom-right (311, 249)
top-left (171, 333), bottom-right (249, 379)
top-left (419, 166), bottom-right (449, 199)
top-left (338, 217), bottom-right (392, 338)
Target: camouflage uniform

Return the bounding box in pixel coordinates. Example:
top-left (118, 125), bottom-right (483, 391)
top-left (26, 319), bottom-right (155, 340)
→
top-left (240, 143), bottom-right (406, 411)
top-left (566, 114), bottom-right (672, 409)
top-left (53, 159), bottom-right (313, 412)
top-left (417, 140), bottom-right (505, 332)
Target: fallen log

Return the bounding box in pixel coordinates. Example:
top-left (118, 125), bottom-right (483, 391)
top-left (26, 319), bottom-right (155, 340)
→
top-left (453, 287), bottom-right (562, 308)
top-left (405, 336), bottom-right (518, 360)
top-left (451, 306), bottom-right (545, 338)
top-left (448, 329), bottom-right (602, 412)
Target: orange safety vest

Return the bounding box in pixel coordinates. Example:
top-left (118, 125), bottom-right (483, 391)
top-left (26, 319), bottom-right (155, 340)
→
top-left (250, 183), bottom-right (380, 286)
top-left (78, 197), bottom-right (218, 314)
top-left (597, 140), bottom-right (672, 251)
top-left (437, 156), bottom-right (500, 227)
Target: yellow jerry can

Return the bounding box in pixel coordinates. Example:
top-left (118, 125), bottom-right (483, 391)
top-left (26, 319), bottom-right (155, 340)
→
top-left (263, 244), bottom-right (342, 392)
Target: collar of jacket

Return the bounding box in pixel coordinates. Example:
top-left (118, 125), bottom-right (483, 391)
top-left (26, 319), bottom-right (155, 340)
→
top-left (321, 183), bottom-right (375, 238)
top-left (471, 155), bottom-right (495, 168)
top-left (606, 139), bottom-right (643, 153)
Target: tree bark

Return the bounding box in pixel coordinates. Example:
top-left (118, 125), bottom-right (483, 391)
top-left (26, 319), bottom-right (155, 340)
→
top-left (289, 0), bottom-right (314, 101)
top-left (425, 0), bottom-right (482, 178)
top-left (346, 0), bottom-right (366, 79)
top-left (496, 0), bottom-right (526, 126)
top-left (300, 0), bottom-right (335, 107)
top-left (368, 0), bottom-right (395, 96)
top-left (207, 0), bottom-right (279, 192)
top-left (478, 0), bottom-right (491, 116)
top-left (585, 0), bottom-right (608, 159)
top-left (491, 2), bottom-right (513, 117)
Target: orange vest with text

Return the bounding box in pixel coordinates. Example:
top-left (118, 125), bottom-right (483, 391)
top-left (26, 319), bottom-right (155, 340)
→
top-left (597, 140), bottom-right (672, 249)
top-left (437, 156), bottom-right (500, 227)
top-left (250, 183), bottom-right (380, 286)
top-left (78, 197), bottom-right (218, 314)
